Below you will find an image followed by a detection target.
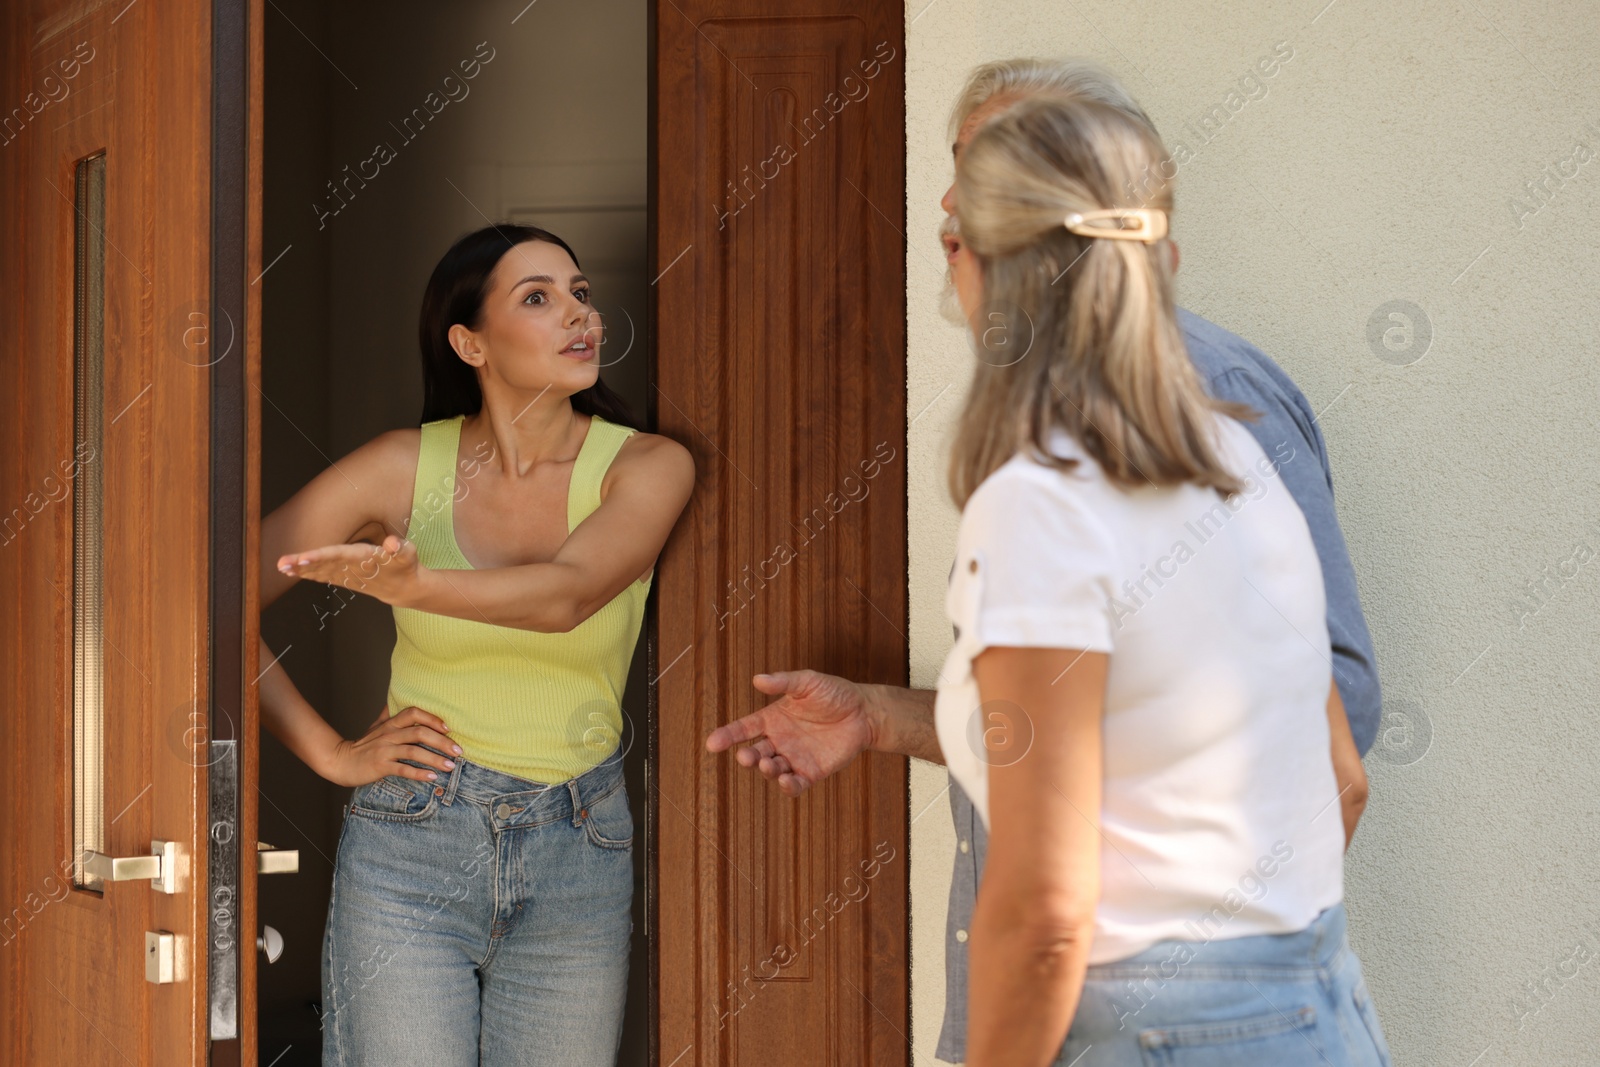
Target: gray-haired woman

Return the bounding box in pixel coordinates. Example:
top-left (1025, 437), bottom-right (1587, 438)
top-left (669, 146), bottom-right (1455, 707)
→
top-left (938, 94), bottom-right (1389, 1067)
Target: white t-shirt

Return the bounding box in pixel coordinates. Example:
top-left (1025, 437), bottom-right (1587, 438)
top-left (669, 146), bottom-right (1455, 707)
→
top-left (933, 414), bottom-right (1346, 965)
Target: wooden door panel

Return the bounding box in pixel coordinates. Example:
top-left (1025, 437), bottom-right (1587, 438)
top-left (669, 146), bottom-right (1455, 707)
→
top-left (0, 0), bottom-right (260, 1062)
top-left (654, 2), bottom-right (907, 1063)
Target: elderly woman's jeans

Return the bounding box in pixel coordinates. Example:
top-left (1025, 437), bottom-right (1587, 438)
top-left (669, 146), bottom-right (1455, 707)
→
top-left (1056, 903), bottom-right (1393, 1066)
top-left (319, 752), bottom-right (633, 1066)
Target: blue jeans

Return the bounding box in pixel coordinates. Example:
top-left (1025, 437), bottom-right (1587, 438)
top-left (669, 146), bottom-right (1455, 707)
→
top-left (1057, 903), bottom-right (1392, 1066)
top-left (320, 750), bottom-right (633, 1066)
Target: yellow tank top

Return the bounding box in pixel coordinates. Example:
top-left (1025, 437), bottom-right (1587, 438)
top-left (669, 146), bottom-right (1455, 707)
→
top-left (385, 413), bottom-right (651, 784)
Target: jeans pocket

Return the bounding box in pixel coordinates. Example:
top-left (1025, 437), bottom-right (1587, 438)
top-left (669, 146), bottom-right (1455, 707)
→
top-left (348, 775), bottom-right (439, 822)
top-left (1137, 1004), bottom-right (1322, 1066)
top-left (582, 784), bottom-right (633, 850)
top-left (1352, 976), bottom-right (1393, 1066)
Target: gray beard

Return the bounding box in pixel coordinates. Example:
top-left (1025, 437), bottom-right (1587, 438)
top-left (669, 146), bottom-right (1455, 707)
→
top-left (937, 215), bottom-right (967, 326)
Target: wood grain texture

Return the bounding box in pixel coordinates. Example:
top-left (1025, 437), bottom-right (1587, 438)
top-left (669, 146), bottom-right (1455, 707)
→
top-left (238, 0), bottom-right (264, 1059)
top-left (0, 0), bottom-right (219, 1061)
top-left (653, 1), bottom-right (909, 1063)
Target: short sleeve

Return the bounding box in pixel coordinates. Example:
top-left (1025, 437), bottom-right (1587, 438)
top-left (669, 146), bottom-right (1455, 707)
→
top-left (953, 462), bottom-right (1118, 655)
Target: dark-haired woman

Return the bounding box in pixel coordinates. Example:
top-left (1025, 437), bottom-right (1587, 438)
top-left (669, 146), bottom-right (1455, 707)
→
top-left (257, 225), bottom-right (693, 1065)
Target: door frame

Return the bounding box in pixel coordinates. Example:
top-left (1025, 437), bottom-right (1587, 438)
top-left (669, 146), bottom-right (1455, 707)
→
top-left (209, 0), bottom-right (264, 1062)
top-left (239, 0), bottom-right (910, 1061)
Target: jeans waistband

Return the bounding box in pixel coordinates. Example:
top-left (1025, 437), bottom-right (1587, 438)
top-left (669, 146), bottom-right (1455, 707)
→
top-left (1087, 902), bottom-right (1349, 979)
top-left (430, 748), bottom-right (626, 828)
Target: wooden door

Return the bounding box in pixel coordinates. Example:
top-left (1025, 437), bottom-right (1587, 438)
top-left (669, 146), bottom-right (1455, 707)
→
top-left (653, 1), bottom-right (909, 1063)
top-left (0, 0), bottom-right (263, 1063)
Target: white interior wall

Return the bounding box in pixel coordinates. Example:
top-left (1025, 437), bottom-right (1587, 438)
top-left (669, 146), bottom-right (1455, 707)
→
top-left (905, 3), bottom-right (1600, 1064)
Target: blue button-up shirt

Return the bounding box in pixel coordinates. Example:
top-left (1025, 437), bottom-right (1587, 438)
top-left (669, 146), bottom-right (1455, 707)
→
top-left (934, 308), bottom-right (1383, 1062)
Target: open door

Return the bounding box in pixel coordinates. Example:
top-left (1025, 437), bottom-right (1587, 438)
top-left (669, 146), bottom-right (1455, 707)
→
top-left (0, 0), bottom-right (266, 1063)
top-left (653, 1), bottom-right (910, 1063)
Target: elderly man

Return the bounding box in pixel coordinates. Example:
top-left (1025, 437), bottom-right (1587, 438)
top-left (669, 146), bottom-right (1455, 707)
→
top-left (705, 57), bottom-right (1382, 1065)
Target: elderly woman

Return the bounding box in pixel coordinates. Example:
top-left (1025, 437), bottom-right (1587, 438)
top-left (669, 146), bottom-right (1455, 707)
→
top-left (937, 94), bottom-right (1389, 1066)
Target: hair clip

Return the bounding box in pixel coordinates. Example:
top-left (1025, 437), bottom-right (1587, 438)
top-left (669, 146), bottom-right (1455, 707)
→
top-left (1064, 208), bottom-right (1168, 243)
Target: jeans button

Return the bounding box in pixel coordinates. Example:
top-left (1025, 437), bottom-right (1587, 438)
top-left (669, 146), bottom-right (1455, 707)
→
top-left (496, 802), bottom-right (512, 819)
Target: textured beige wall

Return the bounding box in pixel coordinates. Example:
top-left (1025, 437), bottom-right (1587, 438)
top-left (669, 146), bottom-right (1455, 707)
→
top-left (905, 2), bottom-right (1600, 1064)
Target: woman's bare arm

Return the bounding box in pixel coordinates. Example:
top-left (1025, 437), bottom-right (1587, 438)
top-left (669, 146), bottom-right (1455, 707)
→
top-left (259, 428), bottom-right (417, 615)
top-left (965, 646), bottom-right (1106, 1067)
top-left (280, 432), bottom-right (695, 632)
top-left (257, 430), bottom-right (455, 784)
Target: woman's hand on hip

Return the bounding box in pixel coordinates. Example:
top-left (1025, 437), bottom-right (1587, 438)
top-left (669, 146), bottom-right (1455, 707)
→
top-left (276, 534), bottom-right (430, 609)
top-left (323, 705), bottom-right (462, 788)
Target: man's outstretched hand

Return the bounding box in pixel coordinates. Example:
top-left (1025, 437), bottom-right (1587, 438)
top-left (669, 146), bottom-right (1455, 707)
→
top-left (705, 670), bottom-right (879, 797)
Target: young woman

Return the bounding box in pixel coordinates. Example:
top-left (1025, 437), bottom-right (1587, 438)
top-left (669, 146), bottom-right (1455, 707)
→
top-left (938, 97), bottom-right (1390, 1066)
top-left (257, 224), bottom-right (693, 1065)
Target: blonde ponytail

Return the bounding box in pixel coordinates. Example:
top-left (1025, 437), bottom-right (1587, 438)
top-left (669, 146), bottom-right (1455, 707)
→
top-left (947, 95), bottom-right (1252, 509)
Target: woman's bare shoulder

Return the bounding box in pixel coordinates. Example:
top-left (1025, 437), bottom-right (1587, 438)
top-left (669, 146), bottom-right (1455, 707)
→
top-left (616, 428), bottom-right (693, 468)
top-left (333, 426), bottom-right (423, 490)
top-left (308, 426), bottom-right (424, 528)
top-left (361, 425), bottom-right (423, 467)
top-left (604, 428), bottom-right (695, 496)
top-left (261, 425), bottom-right (425, 572)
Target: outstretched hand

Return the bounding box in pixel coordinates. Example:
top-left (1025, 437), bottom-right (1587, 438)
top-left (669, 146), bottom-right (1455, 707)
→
top-left (705, 669), bottom-right (879, 797)
top-left (278, 534), bottom-right (425, 609)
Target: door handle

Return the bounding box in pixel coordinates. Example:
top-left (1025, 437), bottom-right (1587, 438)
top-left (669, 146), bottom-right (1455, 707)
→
top-left (82, 840), bottom-right (180, 894)
top-left (256, 841), bottom-right (299, 875)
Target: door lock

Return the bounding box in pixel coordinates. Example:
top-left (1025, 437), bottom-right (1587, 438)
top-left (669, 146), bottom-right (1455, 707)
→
top-left (145, 931), bottom-right (178, 984)
top-left (84, 840), bottom-right (180, 894)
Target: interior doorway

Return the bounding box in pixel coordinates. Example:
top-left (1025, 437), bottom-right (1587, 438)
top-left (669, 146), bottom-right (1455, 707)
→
top-left (257, 1), bottom-right (652, 1062)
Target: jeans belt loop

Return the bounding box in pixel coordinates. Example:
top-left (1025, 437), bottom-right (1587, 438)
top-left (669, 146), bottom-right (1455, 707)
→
top-left (440, 757), bottom-right (463, 806)
top-left (568, 776), bottom-right (585, 825)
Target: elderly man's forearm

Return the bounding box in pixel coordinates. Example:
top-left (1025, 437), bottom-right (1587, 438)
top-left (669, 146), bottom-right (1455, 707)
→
top-left (862, 684), bottom-right (944, 764)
